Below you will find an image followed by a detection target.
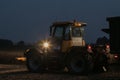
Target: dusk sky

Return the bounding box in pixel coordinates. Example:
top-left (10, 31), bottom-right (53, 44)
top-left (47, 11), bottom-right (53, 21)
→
top-left (0, 0), bottom-right (120, 43)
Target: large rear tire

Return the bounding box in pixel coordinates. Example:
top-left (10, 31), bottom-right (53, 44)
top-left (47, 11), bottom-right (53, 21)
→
top-left (66, 54), bottom-right (89, 74)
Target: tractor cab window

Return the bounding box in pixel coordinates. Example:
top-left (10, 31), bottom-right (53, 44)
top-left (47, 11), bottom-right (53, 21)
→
top-left (72, 27), bottom-right (84, 37)
top-left (53, 26), bottom-right (64, 50)
top-left (54, 27), bottom-right (64, 38)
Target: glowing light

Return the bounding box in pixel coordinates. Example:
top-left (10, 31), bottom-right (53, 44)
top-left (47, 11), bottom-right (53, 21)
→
top-left (106, 45), bottom-right (110, 48)
top-left (16, 57), bottom-right (26, 61)
top-left (88, 45), bottom-right (92, 49)
top-left (114, 55), bottom-right (118, 59)
top-left (87, 45), bottom-right (93, 53)
top-left (74, 22), bottom-right (82, 27)
top-left (43, 42), bottom-right (49, 48)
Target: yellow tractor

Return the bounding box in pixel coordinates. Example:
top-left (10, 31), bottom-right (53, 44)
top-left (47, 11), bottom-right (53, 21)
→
top-left (24, 21), bottom-right (108, 74)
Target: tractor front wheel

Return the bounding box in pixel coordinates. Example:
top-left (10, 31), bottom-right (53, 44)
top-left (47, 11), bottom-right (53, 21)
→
top-left (26, 51), bottom-right (44, 73)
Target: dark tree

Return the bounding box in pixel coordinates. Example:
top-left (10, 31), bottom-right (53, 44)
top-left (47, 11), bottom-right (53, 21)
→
top-left (17, 41), bottom-right (25, 47)
top-left (0, 39), bottom-right (13, 49)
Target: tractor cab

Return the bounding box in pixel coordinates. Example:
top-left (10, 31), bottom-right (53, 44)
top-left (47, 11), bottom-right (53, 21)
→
top-left (50, 21), bottom-right (87, 52)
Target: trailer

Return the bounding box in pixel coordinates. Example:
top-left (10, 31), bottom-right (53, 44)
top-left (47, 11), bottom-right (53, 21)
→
top-left (102, 16), bottom-right (120, 64)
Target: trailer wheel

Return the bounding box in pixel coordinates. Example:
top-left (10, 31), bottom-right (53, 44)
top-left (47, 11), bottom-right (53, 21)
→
top-left (94, 53), bottom-right (109, 72)
top-left (66, 54), bottom-right (88, 74)
top-left (26, 51), bottom-right (44, 73)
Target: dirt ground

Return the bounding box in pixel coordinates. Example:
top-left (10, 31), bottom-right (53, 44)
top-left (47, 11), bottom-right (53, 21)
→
top-left (0, 50), bottom-right (120, 80)
top-left (0, 64), bottom-right (120, 80)
top-left (0, 50), bottom-right (25, 64)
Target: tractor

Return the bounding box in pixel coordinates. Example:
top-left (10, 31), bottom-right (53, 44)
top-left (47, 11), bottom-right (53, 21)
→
top-left (24, 21), bottom-right (108, 74)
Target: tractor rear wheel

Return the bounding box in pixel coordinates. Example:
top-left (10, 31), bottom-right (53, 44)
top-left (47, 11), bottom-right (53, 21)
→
top-left (66, 54), bottom-right (88, 74)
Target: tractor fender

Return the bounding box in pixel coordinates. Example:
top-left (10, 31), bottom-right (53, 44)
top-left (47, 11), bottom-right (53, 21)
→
top-left (24, 48), bottom-right (43, 57)
top-left (24, 48), bottom-right (45, 72)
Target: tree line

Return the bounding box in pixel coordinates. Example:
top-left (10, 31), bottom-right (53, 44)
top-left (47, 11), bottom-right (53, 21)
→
top-left (0, 39), bottom-right (32, 50)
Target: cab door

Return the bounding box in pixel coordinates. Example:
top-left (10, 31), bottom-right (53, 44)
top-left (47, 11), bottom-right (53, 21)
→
top-left (62, 26), bottom-right (72, 52)
top-left (52, 26), bottom-right (64, 51)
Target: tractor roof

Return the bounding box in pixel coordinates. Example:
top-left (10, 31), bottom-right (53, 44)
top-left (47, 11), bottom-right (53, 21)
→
top-left (51, 21), bottom-right (87, 27)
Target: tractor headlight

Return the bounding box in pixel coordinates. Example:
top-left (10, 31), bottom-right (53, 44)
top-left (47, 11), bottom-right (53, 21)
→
top-left (43, 42), bottom-right (49, 48)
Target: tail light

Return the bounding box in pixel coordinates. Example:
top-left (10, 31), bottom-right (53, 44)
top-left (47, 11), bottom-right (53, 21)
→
top-left (114, 54), bottom-right (119, 59)
top-left (106, 45), bottom-right (110, 49)
top-left (88, 45), bottom-right (92, 50)
top-left (105, 44), bottom-right (110, 53)
top-left (87, 45), bottom-right (92, 53)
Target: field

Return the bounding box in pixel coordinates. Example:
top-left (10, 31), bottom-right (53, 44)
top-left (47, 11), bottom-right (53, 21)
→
top-left (0, 64), bottom-right (120, 80)
top-left (0, 50), bottom-right (120, 80)
top-left (0, 50), bottom-right (25, 64)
